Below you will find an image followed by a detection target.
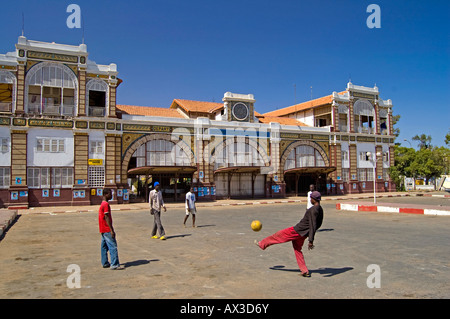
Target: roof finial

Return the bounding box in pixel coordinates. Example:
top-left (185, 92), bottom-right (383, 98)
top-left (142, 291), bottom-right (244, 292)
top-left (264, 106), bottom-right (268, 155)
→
top-left (21, 12), bottom-right (25, 36)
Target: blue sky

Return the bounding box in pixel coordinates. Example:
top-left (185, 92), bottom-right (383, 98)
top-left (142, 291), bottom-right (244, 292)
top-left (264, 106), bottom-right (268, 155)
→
top-left (1, 0), bottom-right (449, 146)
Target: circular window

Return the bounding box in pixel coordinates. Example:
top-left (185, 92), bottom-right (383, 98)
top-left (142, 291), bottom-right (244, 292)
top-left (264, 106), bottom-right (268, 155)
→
top-left (232, 103), bottom-right (249, 121)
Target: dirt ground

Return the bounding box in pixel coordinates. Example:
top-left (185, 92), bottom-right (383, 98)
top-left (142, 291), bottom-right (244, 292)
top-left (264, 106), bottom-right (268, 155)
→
top-left (0, 199), bottom-right (449, 299)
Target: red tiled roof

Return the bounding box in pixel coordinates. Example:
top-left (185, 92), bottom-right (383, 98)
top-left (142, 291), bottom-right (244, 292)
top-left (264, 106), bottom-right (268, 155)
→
top-left (264, 91), bottom-right (346, 117)
top-left (171, 99), bottom-right (223, 114)
top-left (258, 116), bottom-right (309, 126)
top-left (117, 104), bottom-right (186, 118)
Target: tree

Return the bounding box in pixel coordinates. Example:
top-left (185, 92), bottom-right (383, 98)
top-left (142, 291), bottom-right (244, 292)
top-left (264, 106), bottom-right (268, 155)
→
top-left (389, 142), bottom-right (450, 190)
top-left (412, 134), bottom-right (432, 150)
top-left (408, 148), bottom-right (442, 181)
top-left (389, 146), bottom-right (416, 190)
top-left (445, 131), bottom-right (450, 146)
top-left (391, 113), bottom-right (401, 139)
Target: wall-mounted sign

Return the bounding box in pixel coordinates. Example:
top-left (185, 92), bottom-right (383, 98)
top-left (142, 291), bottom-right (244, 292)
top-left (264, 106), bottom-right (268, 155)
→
top-left (88, 159), bottom-right (103, 166)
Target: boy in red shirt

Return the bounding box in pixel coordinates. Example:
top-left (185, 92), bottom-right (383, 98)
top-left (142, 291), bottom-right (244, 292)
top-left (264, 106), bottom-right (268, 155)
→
top-left (99, 189), bottom-right (123, 270)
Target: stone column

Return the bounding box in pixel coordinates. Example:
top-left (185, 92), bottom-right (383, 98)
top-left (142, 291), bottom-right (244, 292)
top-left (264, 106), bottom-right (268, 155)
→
top-left (78, 69), bottom-right (87, 116)
top-left (108, 85), bottom-right (117, 118)
top-left (73, 133), bottom-right (90, 205)
top-left (105, 134), bottom-right (118, 204)
top-left (348, 97), bottom-right (354, 133)
top-left (349, 143), bottom-right (358, 193)
top-left (374, 101), bottom-right (380, 135)
top-left (15, 64), bottom-right (25, 115)
top-left (376, 145), bottom-right (383, 191)
top-left (9, 130), bottom-right (28, 208)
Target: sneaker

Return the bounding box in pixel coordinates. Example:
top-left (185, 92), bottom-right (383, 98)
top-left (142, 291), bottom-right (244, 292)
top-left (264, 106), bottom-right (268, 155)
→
top-left (254, 239), bottom-right (260, 248)
top-left (102, 263), bottom-right (111, 268)
top-left (110, 265), bottom-right (125, 270)
top-left (301, 272), bottom-right (311, 278)
top-left (151, 235), bottom-right (159, 239)
top-left (160, 236), bottom-right (166, 240)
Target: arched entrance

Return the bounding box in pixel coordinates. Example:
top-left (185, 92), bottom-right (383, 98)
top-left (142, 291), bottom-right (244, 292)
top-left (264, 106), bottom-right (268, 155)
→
top-left (123, 134), bottom-right (196, 202)
top-left (281, 141), bottom-right (335, 196)
top-left (210, 137), bottom-right (270, 198)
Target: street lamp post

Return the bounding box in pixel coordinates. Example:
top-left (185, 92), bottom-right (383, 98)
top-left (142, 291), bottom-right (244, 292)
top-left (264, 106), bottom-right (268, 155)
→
top-left (366, 151), bottom-right (382, 204)
top-left (403, 139), bottom-right (412, 148)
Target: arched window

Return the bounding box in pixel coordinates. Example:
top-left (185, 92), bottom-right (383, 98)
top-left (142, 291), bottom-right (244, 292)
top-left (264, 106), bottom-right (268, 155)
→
top-left (213, 140), bottom-right (266, 170)
top-left (284, 145), bottom-right (326, 170)
top-left (86, 79), bottom-right (109, 117)
top-left (0, 70), bottom-right (16, 113)
top-left (25, 62), bottom-right (78, 116)
top-left (353, 99), bottom-right (375, 134)
top-left (131, 139), bottom-right (191, 167)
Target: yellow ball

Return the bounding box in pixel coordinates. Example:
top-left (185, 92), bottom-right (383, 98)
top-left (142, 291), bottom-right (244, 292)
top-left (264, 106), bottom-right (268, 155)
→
top-left (251, 220), bottom-right (262, 232)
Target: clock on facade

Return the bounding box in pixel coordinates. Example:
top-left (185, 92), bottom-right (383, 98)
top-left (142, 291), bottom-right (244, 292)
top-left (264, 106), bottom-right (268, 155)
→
top-left (232, 102), bottom-right (249, 121)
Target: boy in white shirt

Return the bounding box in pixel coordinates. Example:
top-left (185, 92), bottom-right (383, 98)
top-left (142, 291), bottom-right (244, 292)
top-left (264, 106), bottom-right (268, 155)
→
top-left (307, 184), bottom-right (315, 209)
top-left (184, 187), bottom-right (197, 228)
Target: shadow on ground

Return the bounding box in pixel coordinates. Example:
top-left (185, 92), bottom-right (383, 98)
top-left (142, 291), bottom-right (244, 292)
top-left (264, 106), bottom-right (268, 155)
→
top-left (270, 265), bottom-right (354, 277)
top-left (123, 259), bottom-right (159, 267)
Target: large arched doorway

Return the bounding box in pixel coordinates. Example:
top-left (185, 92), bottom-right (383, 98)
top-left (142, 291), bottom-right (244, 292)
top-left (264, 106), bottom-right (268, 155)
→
top-left (125, 134), bottom-right (196, 202)
top-left (211, 137), bottom-right (270, 198)
top-left (281, 141), bottom-right (335, 196)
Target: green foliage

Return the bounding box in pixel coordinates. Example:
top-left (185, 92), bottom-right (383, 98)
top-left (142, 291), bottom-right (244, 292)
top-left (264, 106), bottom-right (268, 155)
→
top-left (389, 146), bottom-right (415, 190)
top-left (412, 134), bottom-right (432, 150)
top-left (391, 113), bottom-right (401, 138)
top-left (390, 140), bottom-right (450, 190)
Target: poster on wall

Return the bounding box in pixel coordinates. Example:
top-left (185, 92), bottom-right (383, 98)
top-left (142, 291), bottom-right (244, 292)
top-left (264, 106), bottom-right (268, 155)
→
top-left (117, 189), bottom-right (123, 197)
top-left (42, 189), bottom-right (49, 198)
top-left (79, 190), bottom-right (85, 198)
top-left (11, 191), bottom-right (18, 200)
top-left (123, 193), bottom-right (129, 201)
top-left (96, 189), bottom-right (103, 196)
top-left (53, 189), bottom-right (60, 197)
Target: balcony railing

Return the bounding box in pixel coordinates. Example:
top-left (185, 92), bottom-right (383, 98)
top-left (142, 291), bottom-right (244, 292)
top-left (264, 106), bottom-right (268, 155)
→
top-left (43, 104), bottom-right (61, 116)
top-left (28, 103), bottom-right (41, 115)
top-left (27, 103), bottom-right (75, 116)
top-left (62, 105), bottom-right (75, 116)
top-left (89, 106), bottom-right (106, 117)
top-left (0, 102), bottom-right (12, 112)
top-left (356, 126), bottom-right (374, 134)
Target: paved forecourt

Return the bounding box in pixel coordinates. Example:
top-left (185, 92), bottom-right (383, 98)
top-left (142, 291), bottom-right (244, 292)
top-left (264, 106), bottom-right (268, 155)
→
top-left (0, 197), bottom-right (449, 299)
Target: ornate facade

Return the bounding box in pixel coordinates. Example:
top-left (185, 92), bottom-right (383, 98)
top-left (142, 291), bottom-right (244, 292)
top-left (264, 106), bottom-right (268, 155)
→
top-left (0, 37), bottom-right (395, 208)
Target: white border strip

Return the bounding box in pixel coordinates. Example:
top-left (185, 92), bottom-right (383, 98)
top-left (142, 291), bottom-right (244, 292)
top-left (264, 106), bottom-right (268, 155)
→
top-left (424, 209), bottom-right (450, 216)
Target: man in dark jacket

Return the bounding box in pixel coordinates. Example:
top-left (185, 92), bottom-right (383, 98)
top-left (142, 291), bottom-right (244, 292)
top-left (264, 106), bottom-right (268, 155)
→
top-left (255, 191), bottom-right (323, 277)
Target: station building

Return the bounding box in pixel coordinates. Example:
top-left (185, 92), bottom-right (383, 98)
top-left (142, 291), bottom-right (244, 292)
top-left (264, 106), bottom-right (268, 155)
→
top-left (0, 37), bottom-right (396, 208)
